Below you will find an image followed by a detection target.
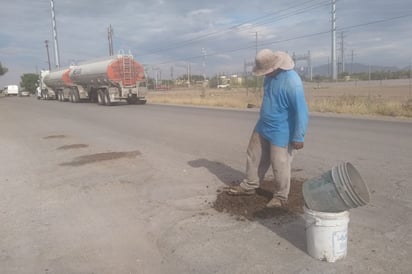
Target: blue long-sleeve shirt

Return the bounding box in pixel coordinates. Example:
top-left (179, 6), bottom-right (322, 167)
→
top-left (255, 69), bottom-right (309, 147)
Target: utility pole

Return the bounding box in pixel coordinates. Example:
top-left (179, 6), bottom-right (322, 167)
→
top-left (351, 49), bottom-right (354, 75)
top-left (151, 67), bottom-right (161, 89)
top-left (108, 25), bottom-right (114, 56)
top-left (201, 48), bottom-right (207, 96)
top-left (331, 0), bottom-right (337, 80)
top-left (255, 32), bottom-right (258, 55)
top-left (50, 0), bottom-right (60, 68)
top-left (187, 63), bottom-right (191, 88)
top-left (44, 40), bottom-right (51, 71)
top-left (244, 60), bottom-right (255, 96)
top-left (368, 64), bottom-right (371, 97)
top-left (308, 50), bottom-right (313, 81)
top-left (409, 58), bottom-right (411, 98)
top-left (368, 64), bottom-right (371, 82)
top-left (250, 31), bottom-right (258, 92)
top-left (201, 48), bottom-right (206, 81)
top-left (244, 61), bottom-right (247, 95)
top-left (340, 32), bottom-right (345, 74)
top-left (328, 57), bottom-right (330, 76)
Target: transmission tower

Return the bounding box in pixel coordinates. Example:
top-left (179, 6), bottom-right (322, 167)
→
top-left (292, 51), bottom-right (312, 81)
top-left (331, 0), bottom-right (337, 80)
top-left (50, 0), bottom-right (60, 68)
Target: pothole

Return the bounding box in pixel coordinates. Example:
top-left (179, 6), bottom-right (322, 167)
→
top-left (60, 150), bottom-right (141, 166)
top-left (213, 178), bottom-right (305, 221)
top-left (43, 135), bottom-right (66, 139)
top-left (57, 144), bottom-right (89, 150)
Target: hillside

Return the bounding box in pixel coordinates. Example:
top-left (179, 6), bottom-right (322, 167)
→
top-left (312, 63), bottom-right (400, 76)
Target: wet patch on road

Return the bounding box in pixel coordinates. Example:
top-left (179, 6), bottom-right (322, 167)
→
top-left (60, 150), bottom-right (141, 166)
top-left (57, 144), bottom-right (89, 150)
top-left (43, 135), bottom-right (67, 139)
top-left (213, 178), bottom-right (305, 222)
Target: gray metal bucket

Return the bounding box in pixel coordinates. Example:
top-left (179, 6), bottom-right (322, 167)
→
top-left (302, 162), bottom-right (370, 212)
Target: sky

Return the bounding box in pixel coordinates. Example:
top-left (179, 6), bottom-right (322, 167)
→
top-left (1, 0), bottom-right (411, 86)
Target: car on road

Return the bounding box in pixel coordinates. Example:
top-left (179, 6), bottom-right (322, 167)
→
top-left (217, 84), bottom-right (230, 88)
top-left (19, 90), bottom-right (30, 97)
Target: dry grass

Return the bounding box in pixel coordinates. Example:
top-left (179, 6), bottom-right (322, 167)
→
top-left (307, 96), bottom-right (412, 117)
top-left (148, 88), bottom-right (261, 109)
top-left (147, 80), bottom-right (412, 118)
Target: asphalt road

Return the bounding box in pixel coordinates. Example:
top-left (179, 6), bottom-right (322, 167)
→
top-left (1, 96), bottom-right (411, 273)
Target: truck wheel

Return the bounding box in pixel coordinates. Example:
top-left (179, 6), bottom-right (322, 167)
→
top-left (104, 90), bottom-right (112, 106)
top-left (72, 89), bottom-right (80, 103)
top-left (97, 90), bottom-right (106, 105)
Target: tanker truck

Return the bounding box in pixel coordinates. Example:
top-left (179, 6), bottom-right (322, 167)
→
top-left (42, 54), bottom-right (147, 105)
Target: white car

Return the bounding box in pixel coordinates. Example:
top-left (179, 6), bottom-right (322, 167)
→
top-left (19, 90), bottom-right (30, 97)
top-left (217, 84), bottom-right (230, 88)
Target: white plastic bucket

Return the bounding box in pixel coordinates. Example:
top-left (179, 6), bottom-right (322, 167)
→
top-left (304, 206), bottom-right (349, 262)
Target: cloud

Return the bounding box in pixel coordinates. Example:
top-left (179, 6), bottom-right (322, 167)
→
top-left (1, 0), bottom-right (411, 86)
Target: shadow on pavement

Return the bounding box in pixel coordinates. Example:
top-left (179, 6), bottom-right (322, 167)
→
top-left (188, 158), bottom-right (245, 186)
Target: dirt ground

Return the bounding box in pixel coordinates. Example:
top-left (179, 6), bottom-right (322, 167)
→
top-left (213, 178), bottom-right (305, 221)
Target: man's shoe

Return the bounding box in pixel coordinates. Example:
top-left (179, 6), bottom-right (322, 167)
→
top-left (226, 185), bottom-right (256, 196)
top-left (266, 197), bottom-right (286, 208)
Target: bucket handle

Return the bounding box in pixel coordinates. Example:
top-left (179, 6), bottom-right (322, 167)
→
top-left (305, 217), bottom-right (322, 230)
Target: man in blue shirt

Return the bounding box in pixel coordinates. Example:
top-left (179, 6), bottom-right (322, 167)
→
top-left (228, 49), bottom-right (309, 208)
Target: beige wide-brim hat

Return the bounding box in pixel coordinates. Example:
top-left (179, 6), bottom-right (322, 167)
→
top-left (252, 49), bottom-right (295, 76)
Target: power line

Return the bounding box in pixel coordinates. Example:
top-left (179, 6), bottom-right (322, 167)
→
top-left (149, 13), bottom-right (412, 67)
top-left (153, 30), bottom-right (331, 66)
top-left (241, 1), bottom-right (330, 30)
top-left (338, 14), bottom-right (412, 31)
top-left (134, 0), bottom-right (329, 58)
